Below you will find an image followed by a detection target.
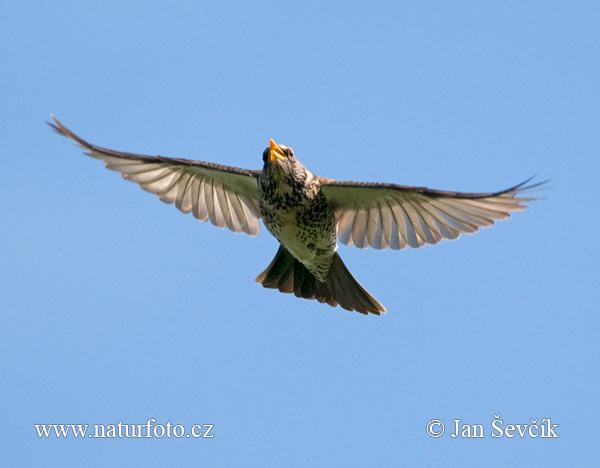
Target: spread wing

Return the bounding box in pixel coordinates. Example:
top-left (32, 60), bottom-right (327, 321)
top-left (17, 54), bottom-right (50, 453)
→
top-left (320, 178), bottom-right (543, 250)
top-left (49, 116), bottom-right (262, 236)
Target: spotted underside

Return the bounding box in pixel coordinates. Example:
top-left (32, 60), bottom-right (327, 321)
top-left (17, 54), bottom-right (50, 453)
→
top-left (259, 161), bottom-right (336, 282)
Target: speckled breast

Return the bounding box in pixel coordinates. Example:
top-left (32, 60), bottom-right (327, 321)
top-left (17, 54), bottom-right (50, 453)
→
top-left (258, 169), bottom-right (337, 281)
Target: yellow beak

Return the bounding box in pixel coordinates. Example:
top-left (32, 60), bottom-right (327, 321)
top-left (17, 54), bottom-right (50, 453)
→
top-left (269, 139), bottom-right (286, 162)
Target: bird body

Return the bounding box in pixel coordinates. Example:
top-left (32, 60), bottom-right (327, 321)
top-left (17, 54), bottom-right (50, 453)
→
top-left (258, 143), bottom-right (336, 281)
top-left (49, 116), bottom-right (543, 315)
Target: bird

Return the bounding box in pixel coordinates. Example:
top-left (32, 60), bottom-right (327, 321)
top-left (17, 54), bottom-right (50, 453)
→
top-left (48, 115), bottom-right (543, 315)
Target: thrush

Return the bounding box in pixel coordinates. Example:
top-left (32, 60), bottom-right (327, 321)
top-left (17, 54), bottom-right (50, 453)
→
top-left (49, 116), bottom-right (543, 315)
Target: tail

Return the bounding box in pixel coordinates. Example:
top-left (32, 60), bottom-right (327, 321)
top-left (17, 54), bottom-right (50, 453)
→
top-left (255, 245), bottom-right (386, 315)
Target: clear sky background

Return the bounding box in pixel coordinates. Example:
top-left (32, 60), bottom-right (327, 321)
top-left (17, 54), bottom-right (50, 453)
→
top-left (1, 1), bottom-right (598, 466)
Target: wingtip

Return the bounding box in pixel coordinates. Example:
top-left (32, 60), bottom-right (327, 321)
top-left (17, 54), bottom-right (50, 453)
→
top-left (47, 115), bottom-right (91, 149)
top-left (47, 113), bottom-right (65, 135)
top-left (47, 113), bottom-right (61, 126)
top-left (514, 175), bottom-right (551, 196)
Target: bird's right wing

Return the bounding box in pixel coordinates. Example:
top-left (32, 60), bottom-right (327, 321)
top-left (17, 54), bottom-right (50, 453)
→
top-left (49, 116), bottom-right (262, 236)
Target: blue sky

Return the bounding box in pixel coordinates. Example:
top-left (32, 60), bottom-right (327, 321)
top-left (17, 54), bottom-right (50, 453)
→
top-left (1, 1), bottom-right (598, 466)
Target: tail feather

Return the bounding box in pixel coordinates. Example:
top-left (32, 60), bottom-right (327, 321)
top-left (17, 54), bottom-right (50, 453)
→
top-left (256, 245), bottom-right (386, 315)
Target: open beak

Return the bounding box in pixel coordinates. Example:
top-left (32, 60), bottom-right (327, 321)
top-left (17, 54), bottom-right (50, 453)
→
top-left (268, 139), bottom-right (286, 162)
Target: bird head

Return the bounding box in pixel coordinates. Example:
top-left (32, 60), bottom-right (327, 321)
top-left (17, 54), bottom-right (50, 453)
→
top-left (262, 139), bottom-right (295, 165)
top-left (261, 139), bottom-right (313, 187)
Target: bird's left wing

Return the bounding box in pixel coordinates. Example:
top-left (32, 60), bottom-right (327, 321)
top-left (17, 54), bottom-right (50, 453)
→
top-left (320, 178), bottom-right (543, 250)
top-left (49, 116), bottom-right (262, 236)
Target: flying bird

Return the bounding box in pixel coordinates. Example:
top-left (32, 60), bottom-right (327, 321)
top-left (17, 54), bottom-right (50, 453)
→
top-left (49, 116), bottom-right (542, 315)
